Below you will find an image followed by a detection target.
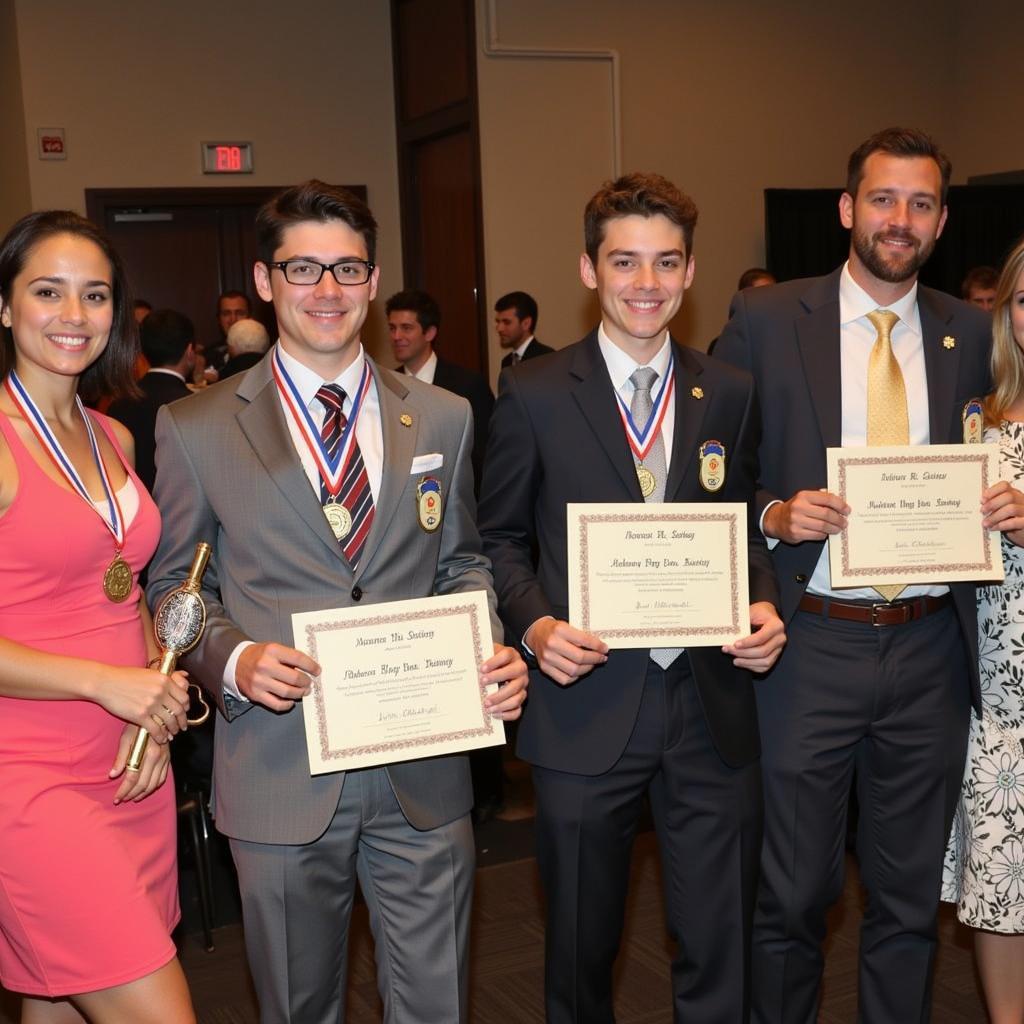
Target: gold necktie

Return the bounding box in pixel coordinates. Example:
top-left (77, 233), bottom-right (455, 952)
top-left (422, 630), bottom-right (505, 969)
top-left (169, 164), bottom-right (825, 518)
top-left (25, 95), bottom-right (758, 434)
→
top-left (866, 309), bottom-right (907, 601)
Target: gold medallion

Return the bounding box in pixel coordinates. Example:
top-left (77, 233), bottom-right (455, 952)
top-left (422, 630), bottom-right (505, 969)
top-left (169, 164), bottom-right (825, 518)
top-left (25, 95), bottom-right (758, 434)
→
top-left (323, 502), bottom-right (353, 540)
top-left (103, 555), bottom-right (133, 602)
top-left (636, 464), bottom-right (657, 498)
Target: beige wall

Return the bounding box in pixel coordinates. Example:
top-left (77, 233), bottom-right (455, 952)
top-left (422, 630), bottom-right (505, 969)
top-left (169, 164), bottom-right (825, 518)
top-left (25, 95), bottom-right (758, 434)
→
top-left (0, 0), bottom-right (31, 236)
top-left (946, 0), bottom-right (1024, 180)
top-left (477, 0), bottom-right (960, 372)
top-left (11, 0), bottom-right (401, 358)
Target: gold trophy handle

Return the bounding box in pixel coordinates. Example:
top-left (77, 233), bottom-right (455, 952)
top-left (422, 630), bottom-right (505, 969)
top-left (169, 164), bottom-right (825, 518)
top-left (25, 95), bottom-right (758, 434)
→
top-left (126, 542), bottom-right (212, 772)
top-left (126, 649), bottom-right (179, 771)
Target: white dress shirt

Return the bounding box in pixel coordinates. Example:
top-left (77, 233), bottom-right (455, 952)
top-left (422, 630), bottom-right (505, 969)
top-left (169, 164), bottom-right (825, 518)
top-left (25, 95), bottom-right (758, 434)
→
top-left (407, 349), bottom-right (438, 385)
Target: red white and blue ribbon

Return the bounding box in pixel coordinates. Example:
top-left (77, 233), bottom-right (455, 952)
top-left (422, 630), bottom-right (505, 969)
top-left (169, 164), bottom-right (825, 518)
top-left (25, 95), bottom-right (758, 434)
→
top-left (613, 353), bottom-right (675, 462)
top-left (272, 348), bottom-right (371, 499)
top-left (4, 370), bottom-right (125, 548)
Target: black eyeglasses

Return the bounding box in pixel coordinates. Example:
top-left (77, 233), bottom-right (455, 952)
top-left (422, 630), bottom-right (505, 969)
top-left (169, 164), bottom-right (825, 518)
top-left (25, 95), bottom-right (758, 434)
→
top-left (266, 258), bottom-right (375, 286)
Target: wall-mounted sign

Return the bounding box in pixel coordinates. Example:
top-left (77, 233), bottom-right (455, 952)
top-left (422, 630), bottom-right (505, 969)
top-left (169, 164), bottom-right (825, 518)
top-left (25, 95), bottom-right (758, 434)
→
top-left (201, 142), bottom-right (254, 174)
top-left (38, 128), bottom-right (66, 160)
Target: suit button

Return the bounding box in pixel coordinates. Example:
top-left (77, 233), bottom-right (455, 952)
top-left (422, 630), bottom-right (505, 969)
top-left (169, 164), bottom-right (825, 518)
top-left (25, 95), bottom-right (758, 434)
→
top-left (351, 586), bottom-right (362, 601)
top-left (795, 574), bottom-right (807, 583)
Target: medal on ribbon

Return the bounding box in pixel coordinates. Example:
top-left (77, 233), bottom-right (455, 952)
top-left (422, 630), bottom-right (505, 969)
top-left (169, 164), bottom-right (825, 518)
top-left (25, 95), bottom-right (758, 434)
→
top-left (416, 476), bottom-right (443, 532)
top-left (272, 349), bottom-right (371, 539)
top-left (962, 398), bottom-right (983, 444)
top-left (614, 354), bottom-right (675, 499)
top-left (5, 371), bottom-right (131, 602)
top-left (699, 439), bottom-right (726, 492)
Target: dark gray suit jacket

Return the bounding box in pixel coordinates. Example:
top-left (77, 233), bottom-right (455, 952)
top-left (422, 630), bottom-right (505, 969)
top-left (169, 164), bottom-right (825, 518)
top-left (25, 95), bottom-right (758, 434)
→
top-left (147, 352), bottom-right (501, 844)
top-left (714, 268), bottom-right (992, 708)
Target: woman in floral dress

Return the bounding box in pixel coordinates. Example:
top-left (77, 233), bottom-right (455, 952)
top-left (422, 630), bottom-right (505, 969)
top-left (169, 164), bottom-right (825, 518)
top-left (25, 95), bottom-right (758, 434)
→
top-left (943, 236), bottom-right (1024, 1023)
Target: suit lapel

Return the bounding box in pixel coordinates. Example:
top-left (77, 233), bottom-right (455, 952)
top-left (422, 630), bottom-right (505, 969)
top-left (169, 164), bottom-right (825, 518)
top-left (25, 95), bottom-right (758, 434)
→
top-left (569, 334), bottom-right (644, 500)
top-left (918, 287), bottom-right (961, 444)
top-left (234, 360), bottom-right (348, 565)
top-left (794, 271), bottom-right (843, 451)
top-left (354, 362), bottom-right (417, 580)
top-left (666, 342), bottom-right (709, 499)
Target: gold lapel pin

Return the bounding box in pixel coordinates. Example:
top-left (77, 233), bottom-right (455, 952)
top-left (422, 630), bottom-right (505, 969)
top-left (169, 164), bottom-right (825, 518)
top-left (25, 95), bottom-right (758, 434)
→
top-left (691, 386), bottom-right (704, 400)
top-left (943, 336), bottom-right (956, 350)
top-left (400, 413), bottom-right (413, 427)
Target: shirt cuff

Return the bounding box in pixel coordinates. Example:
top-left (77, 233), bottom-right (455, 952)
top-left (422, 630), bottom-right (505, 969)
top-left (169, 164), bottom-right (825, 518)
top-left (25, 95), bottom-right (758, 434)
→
top-left (760, 499), bottom-right (782, 551)
top-left (522, 615), bottom-right (555, 657)
top-left (223, 641), bottom-right (254, 702)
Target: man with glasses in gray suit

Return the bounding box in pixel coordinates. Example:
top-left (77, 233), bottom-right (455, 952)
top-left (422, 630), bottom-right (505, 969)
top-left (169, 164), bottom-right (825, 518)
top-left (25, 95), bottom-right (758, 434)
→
top-left (147, 180), bottom-right (527, 1024)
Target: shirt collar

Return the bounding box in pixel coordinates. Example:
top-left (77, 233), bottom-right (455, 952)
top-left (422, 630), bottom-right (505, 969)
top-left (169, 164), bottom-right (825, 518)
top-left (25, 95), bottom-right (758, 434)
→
top-left (597, 322), bottom-right (672, 393)
top-left (274, 341), bottom-right (367, 410)
top-left (513, 335), bottom-right (536, 359)
top-left (839, 261), bottom-right (921, 335)
top-left (147, 367), bottom-right (186, 383)
top-left (411, 349), bottom-right (438, 383)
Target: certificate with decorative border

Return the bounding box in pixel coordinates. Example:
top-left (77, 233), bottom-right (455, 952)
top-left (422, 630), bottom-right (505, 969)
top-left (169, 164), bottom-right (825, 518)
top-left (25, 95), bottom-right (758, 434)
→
top-left (827, 443), bottom-right (1003, 587)
top-left (294, 591), bottom-right (503, 774)
top-left (567, 502), bottom-right (749, 647)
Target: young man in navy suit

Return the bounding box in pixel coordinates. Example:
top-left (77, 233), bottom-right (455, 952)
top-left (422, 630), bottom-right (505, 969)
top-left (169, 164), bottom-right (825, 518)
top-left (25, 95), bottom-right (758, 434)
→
top-left (480, 173), bottom-right (785, 1023)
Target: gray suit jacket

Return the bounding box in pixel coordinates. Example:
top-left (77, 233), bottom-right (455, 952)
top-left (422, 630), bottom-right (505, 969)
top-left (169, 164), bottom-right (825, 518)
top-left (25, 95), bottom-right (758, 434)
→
top-left (147, 352), bottom-right (501, 844)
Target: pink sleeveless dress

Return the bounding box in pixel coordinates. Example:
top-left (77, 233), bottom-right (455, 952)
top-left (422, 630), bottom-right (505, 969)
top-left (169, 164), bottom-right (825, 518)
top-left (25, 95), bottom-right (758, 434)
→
top-left (0, 409), bottom-right (179, 997)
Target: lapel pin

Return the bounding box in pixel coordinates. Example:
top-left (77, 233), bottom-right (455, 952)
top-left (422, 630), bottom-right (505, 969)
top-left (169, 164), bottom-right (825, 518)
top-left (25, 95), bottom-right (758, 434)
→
top-left (400, 413), bottom-right (413, 427)
top-left (691, 386), bottom-right (704, 400)
top-left (943, 336), bottom-right (956, 350)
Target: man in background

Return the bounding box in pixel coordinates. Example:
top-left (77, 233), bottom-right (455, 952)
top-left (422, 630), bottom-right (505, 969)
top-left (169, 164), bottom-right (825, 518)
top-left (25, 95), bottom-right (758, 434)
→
top-left (961, 265), bottom-right (998, 311)
top-left (109, 307), bottom-right (195, 493)
top-left (221, 317), bottom-right (271, 379)
top-left (495, 290), bottom-right (552, 367)
top-left (386, 288), bottom-right (494, 494)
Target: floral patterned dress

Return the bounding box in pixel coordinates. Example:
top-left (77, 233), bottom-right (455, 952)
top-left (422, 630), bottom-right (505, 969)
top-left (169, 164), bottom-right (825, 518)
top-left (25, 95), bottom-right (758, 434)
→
top-left (942, 421), bottom-right (1024, 933)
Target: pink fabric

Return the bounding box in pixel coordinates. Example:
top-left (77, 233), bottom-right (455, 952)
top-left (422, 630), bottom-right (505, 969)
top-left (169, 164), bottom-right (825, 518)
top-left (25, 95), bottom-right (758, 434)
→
top-left (0, 409), bottom-right (178, 997)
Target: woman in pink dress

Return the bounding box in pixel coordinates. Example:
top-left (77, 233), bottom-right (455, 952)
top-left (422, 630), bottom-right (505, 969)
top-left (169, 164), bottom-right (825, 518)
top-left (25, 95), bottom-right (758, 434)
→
top-left (0, 211), bottom-right (195, 1023)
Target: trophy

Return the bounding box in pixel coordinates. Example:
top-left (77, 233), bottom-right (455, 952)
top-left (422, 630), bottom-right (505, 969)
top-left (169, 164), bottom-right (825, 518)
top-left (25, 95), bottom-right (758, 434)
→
top-left (126, 542), bottom-right (213, 772)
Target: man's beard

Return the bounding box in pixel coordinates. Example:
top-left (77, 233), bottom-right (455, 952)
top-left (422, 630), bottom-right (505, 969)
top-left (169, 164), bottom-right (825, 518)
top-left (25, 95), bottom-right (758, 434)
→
top-left (852, 226), bottom-right (935, 284)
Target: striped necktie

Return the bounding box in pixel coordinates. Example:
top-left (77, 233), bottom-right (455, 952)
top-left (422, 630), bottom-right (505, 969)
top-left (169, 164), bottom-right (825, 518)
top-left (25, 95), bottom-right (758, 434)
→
top-left (317, 383), bottom-right (375, 568)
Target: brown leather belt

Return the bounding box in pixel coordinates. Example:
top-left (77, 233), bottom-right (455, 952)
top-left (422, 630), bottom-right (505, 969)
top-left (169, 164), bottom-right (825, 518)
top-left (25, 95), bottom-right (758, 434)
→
top-left (798, 592), bottom-right (953, 626)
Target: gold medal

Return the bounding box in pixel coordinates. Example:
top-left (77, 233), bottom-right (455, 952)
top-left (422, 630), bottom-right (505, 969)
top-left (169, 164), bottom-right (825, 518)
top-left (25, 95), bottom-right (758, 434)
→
top-left (636, 464), bottom-right (657, 498)
top-left (323, 502), bottom-right (353, 540)
top-left (103, 554), bottom-right (133, 602)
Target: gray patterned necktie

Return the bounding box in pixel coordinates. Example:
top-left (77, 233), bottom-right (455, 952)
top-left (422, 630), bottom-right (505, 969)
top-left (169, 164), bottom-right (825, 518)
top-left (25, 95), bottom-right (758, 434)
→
top-left (629, 367), bottom-right (681, 668)
top-left (629, 367), bottom-right (667, 502)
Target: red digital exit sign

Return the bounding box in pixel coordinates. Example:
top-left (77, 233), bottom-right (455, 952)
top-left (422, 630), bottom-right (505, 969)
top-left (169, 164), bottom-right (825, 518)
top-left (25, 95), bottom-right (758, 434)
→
top-left (201, 142), bottom-right (254, 174)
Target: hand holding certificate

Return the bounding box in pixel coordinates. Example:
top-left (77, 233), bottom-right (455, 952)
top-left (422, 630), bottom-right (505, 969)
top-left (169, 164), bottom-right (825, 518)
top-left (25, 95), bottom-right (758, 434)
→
top-left (827, 443), bottom-right (1003, 587)
top-left (567, 503), bottom-right (750, 647)
top-left (294, 592), bottom-right (503, 774)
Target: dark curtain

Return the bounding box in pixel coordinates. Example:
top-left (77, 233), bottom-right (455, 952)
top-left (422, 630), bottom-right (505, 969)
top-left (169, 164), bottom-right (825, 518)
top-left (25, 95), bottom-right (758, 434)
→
top-left (764, 185), bottom-right (1024, 296)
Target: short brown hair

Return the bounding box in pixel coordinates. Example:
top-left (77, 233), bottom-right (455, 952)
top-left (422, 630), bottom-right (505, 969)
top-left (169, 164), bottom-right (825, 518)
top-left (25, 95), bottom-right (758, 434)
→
top-left (846, 127), bottom-right (952, 206)
top-left (255, 180), bottom-right (378, 264)
top-left (961, 265), bottom-right (998, 299)
top-left (584, 173), bottom-right (698, 263)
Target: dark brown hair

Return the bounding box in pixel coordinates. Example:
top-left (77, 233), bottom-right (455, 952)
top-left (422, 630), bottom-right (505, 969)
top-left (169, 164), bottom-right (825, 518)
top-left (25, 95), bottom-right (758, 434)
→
top-left (584, 173), bottom-right (698, 263)
top-left (846, 127), bottom-right (952, 205)
top-left (385, 289), bottom-right (441, 333)
top-left (0, 210), bottom-right (139, 400)
top-left (255, 180), bottom-right (378, 264)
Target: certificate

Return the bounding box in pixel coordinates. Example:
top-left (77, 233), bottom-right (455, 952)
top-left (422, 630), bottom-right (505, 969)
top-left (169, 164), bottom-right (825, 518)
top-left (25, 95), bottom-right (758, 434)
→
top-left (567, 502), bottom-right (750, 647)
top-left (827, 443), bottom-right (1003, 587)
top-left (293, 591), bottom-right (503, 775)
